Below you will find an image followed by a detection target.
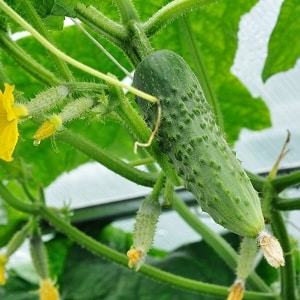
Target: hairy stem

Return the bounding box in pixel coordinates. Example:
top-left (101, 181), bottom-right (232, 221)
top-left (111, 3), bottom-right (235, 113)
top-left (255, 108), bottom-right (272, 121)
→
top-left (58, 129), bottom-right (157, 187)
top-left (144, 0), bottom-right (219, 37)
top-left (38, 204), bottom-right (274, 299)
top-left (0, 32), bottom-right (60, 86)
top-left (0, 0), bottom-right (157, 103)
top-left (0, 179), bottom-right (277, 299)
top-left (75, 3), bottom-right (127, 43)
top-left (271, 170), bottom-right (300, 193)
top-left (270, 209), bottom-right (297, 300)
top-left (275, 196), bottom-right (300, 210)
top-left (21, 0), bottom-right (73, 80)
top-left (110, 84), bottom-right (181, 185)
top-left (0, 182), bottom-right (38, 214)
top-left (114, 0), bottom-right (140, 25)
top-left (172, 194), bottom-right (272, 293)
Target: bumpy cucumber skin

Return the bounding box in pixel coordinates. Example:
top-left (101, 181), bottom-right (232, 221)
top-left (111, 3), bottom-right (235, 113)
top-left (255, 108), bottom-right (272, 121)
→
top-left (133, 50), bottom-right (265, 237)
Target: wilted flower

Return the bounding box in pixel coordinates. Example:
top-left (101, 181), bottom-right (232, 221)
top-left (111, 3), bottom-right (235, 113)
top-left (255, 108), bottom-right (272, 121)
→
top-left (258, 231), bottom-right (285, 268)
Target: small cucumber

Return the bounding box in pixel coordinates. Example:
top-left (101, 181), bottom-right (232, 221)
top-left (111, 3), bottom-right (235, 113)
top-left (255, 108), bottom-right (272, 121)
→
top-left (133, 50), bottom-right (265, 237)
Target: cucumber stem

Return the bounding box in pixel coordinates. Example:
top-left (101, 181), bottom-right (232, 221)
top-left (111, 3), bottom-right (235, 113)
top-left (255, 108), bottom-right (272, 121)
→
top-left (144, 0), bottom-right (219, 37)
top-left (172, 194), bottom-right (272, 293)
top-left (74, 3), bottom-right (127, 42)
top-left (22, 0), bottom-right (73, 81)
top-left (0, 32), bottom-right (60, 86)
top-left (270, 209), bottom-right (297, 300)
top-left (0, 0), bottom-right (157, 103)
top-left (58, 129), bottom-right (158, 187)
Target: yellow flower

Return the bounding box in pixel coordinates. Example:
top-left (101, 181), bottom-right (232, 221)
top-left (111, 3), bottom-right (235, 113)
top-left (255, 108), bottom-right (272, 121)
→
top-left (227, 279), bottom-right (244, 300)
top-left (33, 114), bottom-right (63, 145)
top-left (39, 278), bottom-right (60, 300)
top-left (0, 83), bottom-right (28, 162)
top-left (0, 255), bottom-right (8, 285)
top-left (127, 247), bottom-right (145, 271)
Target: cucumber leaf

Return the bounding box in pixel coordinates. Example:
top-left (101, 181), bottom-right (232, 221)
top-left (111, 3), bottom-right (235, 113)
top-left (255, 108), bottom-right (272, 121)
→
top-left (262, 0), bottom-right (300, 82)
top-left (0, 274), bottom-right (39, 300)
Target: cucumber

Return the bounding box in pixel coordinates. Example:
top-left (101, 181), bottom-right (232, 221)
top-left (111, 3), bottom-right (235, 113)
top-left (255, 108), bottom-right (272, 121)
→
top-left (133, 50), bottom-right (265, 237)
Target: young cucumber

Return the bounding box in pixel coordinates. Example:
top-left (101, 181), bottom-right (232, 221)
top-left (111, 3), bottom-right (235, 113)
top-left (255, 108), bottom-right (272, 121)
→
top-left (133, 50), bottom-right (265, 237)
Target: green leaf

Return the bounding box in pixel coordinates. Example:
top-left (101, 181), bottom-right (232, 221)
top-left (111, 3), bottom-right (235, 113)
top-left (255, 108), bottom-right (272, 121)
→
top-left (150, 0), bottom-right (271, 143)
top-left (46, 234), bottom-right (73, 279)
top-left (262, 0), bottom-right (300, 81)
top-left (0, 272), bottom-right (39, 300)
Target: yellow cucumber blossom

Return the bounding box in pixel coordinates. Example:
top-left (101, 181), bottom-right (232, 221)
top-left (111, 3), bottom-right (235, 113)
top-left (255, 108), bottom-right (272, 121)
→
top-left (227, 279), bottom-right (244, 300)
top-left (127, 247), bottom-right (145, 271)
top-left (0, 83), bottom-right (28, 161)
top-left (39, 278), bottom-right (60, 300)
top-left (33, 114), bottom-right (63, 145)
top-left (0, 255), bottom-right (8, 285)
top-left (33, 97), bottom-right (95, 145)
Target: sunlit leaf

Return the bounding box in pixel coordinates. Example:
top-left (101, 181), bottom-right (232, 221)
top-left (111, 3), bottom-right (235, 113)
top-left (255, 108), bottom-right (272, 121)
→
top-left (262, 0), bottom-right (300, 82)
top-left (150, 0), bottom-right (271, 143)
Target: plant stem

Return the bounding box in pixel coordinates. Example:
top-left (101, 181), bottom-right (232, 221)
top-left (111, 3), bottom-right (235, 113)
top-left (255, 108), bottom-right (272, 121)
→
top-left (270, 209), bottom-right (297, 300)
top-left (58, 129), bottom-right (157, 187)
top-left (0, 181), bottom-right (277, 299)
top-left (38, 204), bottom-right (274, 299)
top-left (178, 16), bottom-right (223, 129)
top-left (65, 81), bottom-right (107, 94)
top-left (129, 157), bottom-right (155, 166)
top-left (275, 196), bottom-right (300, 210)
top-left (114, 0), bottom-right (140, 25)
top-left (112, 86), bottom-right (181, 186)
top-left (144, 0), bottom-right (219, 37)
top-left (246, 171), bottom-right (266, 193)
top-left (0, 182), bottom-right (38, 214)
top-left (0, 32), bottom-right (60, 86)
top-left (150, 172), bottom-right (166, 200)
top-left (74, 3), bottom-right (127, 43)
top-left (0, 0), bottom-right (157, 103)
top-left (271, 170), bottom-right (300, 193)
top-left (172, 194), bottom-right (272, 293)
top-left (21, 0), bottom-right (73, 81)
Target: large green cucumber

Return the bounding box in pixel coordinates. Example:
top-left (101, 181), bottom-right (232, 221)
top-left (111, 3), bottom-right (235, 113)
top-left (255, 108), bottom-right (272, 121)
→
top-left (133, 50), bottom-right (265, 237)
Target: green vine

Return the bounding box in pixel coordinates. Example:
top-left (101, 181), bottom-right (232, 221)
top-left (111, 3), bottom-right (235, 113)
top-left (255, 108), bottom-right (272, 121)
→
top-left (0, 0), bottom-right (299, 299)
